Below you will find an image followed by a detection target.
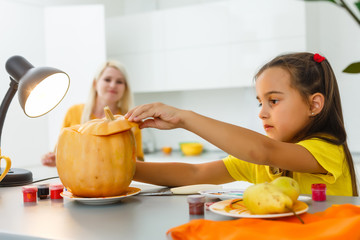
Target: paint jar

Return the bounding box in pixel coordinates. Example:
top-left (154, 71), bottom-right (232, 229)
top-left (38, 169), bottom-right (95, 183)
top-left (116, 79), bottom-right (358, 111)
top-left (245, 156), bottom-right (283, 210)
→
top-left (312, 183), bottom-right (326, 201)
top-left (50, 183), bottom-right (64, 199)
top-left (187, 195), bottom-right (205, 215)
top-left (37, 184), bottom-right (50, 199)
top-left (22, 186), bottom-right (38, 203)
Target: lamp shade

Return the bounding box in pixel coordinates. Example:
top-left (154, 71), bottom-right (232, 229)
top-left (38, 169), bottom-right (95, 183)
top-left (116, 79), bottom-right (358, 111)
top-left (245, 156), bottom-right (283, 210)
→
top-left (5, 56), bottom-right (70, 117)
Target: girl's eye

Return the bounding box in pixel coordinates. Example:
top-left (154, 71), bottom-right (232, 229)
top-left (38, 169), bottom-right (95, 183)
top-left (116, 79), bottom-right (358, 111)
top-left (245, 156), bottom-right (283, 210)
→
top-left (270, 99), bottom-right (279, 105)
top-left (258, 102), bottom-right (262, 107)
top-left (104, 78), bottom-right (111, 82)
top-left (117, 80), bottom-right (124, 84)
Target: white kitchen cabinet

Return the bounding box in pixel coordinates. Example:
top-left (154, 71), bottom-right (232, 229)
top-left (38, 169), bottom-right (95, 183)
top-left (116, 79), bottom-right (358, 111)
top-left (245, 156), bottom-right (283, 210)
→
top-left (45, 5), bottom-right (106, 149)
top-left (0, 1), bottom-right (47, 168)
top-left (106, 0), bottom-right (306, 93)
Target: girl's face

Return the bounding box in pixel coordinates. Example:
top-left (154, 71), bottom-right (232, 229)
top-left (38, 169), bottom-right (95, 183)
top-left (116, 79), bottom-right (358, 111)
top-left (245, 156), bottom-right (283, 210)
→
top-left (256, 67), bottom-right (312, 142)
top-left (95, 66), bottom-right (126, 105)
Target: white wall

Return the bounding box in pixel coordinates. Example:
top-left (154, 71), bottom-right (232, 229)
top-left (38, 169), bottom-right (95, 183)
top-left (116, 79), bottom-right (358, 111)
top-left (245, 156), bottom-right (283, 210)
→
top-left (305, 2), bottom-right (360, 152)
top-left (134, 87), bottom-right (262, 151)
top-left (3, 0), bottom-right (359, 166)
top-left (44, 5), bottom-right (106, 149)
top-left (106, 0), bottom-right (307, 151)
top-left (107, 0), bottom-right (306, 92)
top-left (107, 0), bottom-right (360, 154)
top-left (0, 0), bottom-right (47, 168)
top-left (0, 2), bottom-right (106, 168)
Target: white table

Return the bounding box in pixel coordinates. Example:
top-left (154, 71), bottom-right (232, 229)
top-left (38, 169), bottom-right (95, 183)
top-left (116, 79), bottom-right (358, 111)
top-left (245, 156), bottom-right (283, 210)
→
top-left (0, 166), bottom-right (358, 240)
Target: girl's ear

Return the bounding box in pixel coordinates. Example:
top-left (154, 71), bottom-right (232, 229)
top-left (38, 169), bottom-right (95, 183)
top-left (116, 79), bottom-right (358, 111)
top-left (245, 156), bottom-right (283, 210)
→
top-left (309, 93), bottom-right (324, 116)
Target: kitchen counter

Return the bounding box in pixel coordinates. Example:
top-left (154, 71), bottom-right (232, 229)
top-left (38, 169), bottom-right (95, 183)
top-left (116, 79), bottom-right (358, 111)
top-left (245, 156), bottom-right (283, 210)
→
top-left (0, 166), bottom-right (360, 239)
top-left (144, 149), bottom-right (228, 164)
top-left (144, 150), bottom-right (252, 189)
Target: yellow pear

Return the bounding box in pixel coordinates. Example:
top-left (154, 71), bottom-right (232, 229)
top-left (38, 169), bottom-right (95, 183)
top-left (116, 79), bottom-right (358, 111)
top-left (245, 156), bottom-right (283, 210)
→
top-left (243, 182), bottom-right (293, 214)
top-left (271, 177), bottom-right (300, 202)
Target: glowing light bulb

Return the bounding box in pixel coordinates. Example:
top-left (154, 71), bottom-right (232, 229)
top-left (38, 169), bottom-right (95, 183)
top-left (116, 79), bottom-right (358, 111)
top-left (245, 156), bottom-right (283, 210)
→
top-left (24, 73), bottom-right (69, 117)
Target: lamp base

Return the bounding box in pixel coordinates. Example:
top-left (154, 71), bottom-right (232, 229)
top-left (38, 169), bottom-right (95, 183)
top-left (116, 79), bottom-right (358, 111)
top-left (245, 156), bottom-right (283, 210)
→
top-left (0, 168), bottom-right (33, 187)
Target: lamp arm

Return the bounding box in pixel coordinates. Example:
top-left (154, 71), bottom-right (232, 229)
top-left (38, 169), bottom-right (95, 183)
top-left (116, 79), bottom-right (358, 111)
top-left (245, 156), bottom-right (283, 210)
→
top-left (0, 78), bottom-right (18, 147)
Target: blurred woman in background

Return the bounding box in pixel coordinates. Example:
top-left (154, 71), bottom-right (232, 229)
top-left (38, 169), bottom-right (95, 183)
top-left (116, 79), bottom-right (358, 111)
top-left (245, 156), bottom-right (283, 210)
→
top-left (42, 60), bottom-right (144, 167)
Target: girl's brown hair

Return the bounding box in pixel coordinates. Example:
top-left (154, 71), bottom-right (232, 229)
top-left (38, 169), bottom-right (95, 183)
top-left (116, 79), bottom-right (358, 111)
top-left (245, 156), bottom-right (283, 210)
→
top-left (256, 52), bottom-right (358, 196)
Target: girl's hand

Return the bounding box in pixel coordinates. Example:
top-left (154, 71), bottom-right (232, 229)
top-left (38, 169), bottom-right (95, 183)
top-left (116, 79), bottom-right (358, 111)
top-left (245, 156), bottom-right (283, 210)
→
top-left (41, 152), bottom-right (56, 167)
top-left (125, 102), bottom-right (184, 130)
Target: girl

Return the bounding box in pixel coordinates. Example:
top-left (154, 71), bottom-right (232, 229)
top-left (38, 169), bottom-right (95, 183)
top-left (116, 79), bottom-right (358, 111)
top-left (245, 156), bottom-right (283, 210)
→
top-left (42, 60), bottom-right (144, 167)
top-left (126, 52), bottom-right (357, 196)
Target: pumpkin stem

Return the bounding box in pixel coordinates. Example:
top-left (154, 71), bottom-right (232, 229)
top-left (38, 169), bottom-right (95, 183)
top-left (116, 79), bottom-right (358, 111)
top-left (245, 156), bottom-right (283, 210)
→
top-left (104, 106), bottom-right (115, 121)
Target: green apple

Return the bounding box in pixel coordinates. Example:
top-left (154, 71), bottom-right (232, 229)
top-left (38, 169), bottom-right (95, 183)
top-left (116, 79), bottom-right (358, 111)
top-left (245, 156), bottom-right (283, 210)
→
top-left (271, 177), bottom-right (300, 202)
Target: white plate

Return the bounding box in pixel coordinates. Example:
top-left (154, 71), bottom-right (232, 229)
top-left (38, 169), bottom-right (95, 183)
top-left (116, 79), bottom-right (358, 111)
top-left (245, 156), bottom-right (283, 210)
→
top-left (199, 189), bottom-right (245, 200)
top-left (60, 187), bottom-right (141, 205)
top-left (209, 199), bottom-right (308, 218)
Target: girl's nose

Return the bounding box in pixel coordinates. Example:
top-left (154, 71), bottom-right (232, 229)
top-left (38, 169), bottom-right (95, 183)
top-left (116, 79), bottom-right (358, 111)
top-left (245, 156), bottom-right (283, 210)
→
top-left (258, 106), bottom-right (269, 119)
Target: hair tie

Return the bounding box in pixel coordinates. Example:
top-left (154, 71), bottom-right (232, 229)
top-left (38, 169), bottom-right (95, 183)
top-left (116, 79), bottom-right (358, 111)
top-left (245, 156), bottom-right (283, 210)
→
top-left (313, 53), bottom-right (325, 63)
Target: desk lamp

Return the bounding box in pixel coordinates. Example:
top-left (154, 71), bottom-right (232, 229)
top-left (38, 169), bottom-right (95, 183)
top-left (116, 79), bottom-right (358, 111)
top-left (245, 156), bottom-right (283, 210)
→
top-left (0, 55), bottom-right (70, 187)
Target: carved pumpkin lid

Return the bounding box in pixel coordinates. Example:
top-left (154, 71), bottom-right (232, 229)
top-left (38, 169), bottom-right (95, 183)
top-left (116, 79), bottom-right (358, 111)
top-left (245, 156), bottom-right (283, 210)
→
top-left (69, 107), bottom-right (138, 136)
top-left (76, 115), bottom-right (138, 136)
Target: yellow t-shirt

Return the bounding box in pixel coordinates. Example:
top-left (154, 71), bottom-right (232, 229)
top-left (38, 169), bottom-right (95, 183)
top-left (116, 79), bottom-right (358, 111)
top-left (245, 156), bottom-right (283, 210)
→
top-left (223, 138), bottom-right (353, 196)
top-left (62, 104), bottom-right (144, 160)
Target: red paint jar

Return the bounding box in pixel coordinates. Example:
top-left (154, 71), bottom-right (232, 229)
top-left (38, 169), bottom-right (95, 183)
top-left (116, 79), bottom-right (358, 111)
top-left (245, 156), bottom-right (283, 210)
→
top-left (312, 183), bottom-right (326, 201)
top-left (22, 186), bottom-right (38, 203)
top-left (50, 183), bottom-right (64, 199)
top-left (187, 195), bottom-right (205, 215)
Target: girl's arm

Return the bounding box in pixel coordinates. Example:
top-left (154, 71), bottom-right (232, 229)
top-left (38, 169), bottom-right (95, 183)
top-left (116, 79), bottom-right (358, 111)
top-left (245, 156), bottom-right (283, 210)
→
top-left (126, 103), bottom-right (326, 174)
top-left (133, 160), bottom-right (235, 187)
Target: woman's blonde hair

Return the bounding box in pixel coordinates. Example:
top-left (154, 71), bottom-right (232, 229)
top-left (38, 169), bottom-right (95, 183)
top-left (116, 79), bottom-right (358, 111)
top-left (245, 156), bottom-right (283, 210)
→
top-left (81, 60), bottom-right (134, 123)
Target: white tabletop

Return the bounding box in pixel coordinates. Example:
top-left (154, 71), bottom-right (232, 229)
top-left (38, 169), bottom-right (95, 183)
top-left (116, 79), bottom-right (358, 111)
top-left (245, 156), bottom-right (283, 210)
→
top-left (0, 166), bottom-right (359, 240)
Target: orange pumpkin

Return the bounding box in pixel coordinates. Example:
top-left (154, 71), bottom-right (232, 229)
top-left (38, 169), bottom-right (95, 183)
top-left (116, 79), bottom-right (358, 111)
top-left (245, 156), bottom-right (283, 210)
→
top-left (56, 107), bottom-right (137, 197)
